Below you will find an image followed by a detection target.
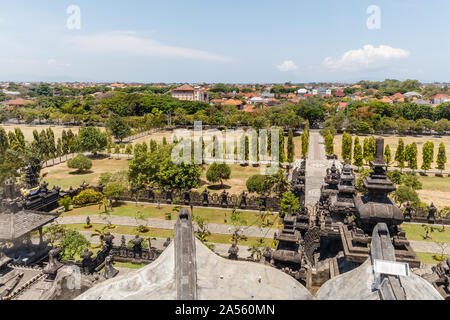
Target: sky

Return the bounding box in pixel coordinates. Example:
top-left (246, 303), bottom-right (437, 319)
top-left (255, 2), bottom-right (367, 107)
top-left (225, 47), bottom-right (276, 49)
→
top-left (0, 0), bottom-right (449, 83)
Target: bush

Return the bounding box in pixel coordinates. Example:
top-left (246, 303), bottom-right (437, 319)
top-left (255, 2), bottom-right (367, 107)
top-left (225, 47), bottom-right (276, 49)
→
top-left (73, 189), bottom-right (104, 206)
top-left (246, 174), bottom-right (269, 194)
top-left (67, 154), bottom-right (92, 173)
top-left (58, 196), bottom-right (72, 212)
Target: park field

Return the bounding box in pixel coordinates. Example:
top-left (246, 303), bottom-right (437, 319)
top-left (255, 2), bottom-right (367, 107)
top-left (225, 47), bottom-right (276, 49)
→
top-left (62, 202), bottom-right (280, 227)
top-left (417, 175), bottom-right (450, 208)
top-left (333, 134), bottom-right (450, 170)
top-left (41, 154), bottom-right (277, 196)
top-left (0, 124), bottom-right (105, 141)
top-left (42, 157), bottom-right (129, 190)
top-left (401, 223), bottom-right (450, 243)
top-left (415, 252), bottom-right (449, 265)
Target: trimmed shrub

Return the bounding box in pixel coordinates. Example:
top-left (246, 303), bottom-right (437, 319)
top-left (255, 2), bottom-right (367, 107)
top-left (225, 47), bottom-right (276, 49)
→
top-left (73, 189), bottom-right (104, 206)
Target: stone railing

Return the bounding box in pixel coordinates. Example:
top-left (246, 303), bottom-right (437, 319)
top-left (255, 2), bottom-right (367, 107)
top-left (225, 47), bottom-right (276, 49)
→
top-left (117, 188), bottom-right (281, 212)
top-left (404, 207), bottom-right (450, 225)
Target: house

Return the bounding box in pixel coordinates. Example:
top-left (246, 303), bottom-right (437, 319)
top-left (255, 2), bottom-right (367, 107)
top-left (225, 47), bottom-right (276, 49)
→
top-left (109, 83), bottom-right (127, 90)
top-left (335, 90), bottom-right (345, 98)
top-left (2, 98), bottom-right (34, 109)
top-left (430, 94), bottom-right (449, 105)
top-left (249, 96), bottom-right (266, 104)
top-left (317, 87), bottom-right (328, 95)
top-left (312, 89), bottom-right (318, 95)
top-left (413, 99), bottom-right (432, 106)
top-left (403, 92), bottom-right (423, 99)
top-left (338, 102), bottom-right (348, 110)
top-left (297, 88), bottom-right (307, 96)
top-left (210, 99), bottom-right (225, 106)
top-left (223, 99), bottom-right (244, 110)
top-left (379, 96), bottom-right (393, 104)
top-left (390, 92), bottom-right (405, 102)
top-left (170, 84), bottom-right (208, 102)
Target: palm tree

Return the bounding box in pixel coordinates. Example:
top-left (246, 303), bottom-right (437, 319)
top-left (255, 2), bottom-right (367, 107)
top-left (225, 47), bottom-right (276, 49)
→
top-left (99, 196), bottom-right (109, 214)
top-left (422, 224), bottom-right (437, 240)
top-left (90, 225), bottom-right (109, 247)
top-left (247, 238), bottom-right (265, 261)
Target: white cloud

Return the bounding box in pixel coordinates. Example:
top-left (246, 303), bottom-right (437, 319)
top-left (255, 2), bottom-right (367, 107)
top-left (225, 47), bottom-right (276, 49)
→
top-left (67, 31), bottom-right (232, 63)
top-left (322, 45), bottom-right (410, 72)
top-left (48, 58), bottom-right (71, 67)
top-left (277, 60), bottom-right (299, 72)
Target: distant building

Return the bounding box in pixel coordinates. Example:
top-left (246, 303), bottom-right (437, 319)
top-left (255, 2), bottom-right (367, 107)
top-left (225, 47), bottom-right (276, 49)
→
top-left (403, 92), bottom-right (423, 99)
top-left (430, 94), bottom-right (449, 105)
top-left (2, 98), bottom-right (34, 109)
top-left (170, 84), bottom-right (208, 102)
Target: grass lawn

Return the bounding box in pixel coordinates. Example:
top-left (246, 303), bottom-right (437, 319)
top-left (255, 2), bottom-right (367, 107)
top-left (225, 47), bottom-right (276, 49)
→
top-left (63, 203), bottom-right (280, 228)
top-left (196, 163), bottom-right (268, 194)
top-left (42, 158), bottom-right (129, 189)
top-left (402, 223), bottom-right (450, 243)
top-left (415, 252), bottom-right (450, 265)
top-left (113, 262), bottom-right (148, 269)
top-left (417, 175), bottom-right (450, 208)
top-left (418, 175), bottom-right (450, 192)
top-left (64, 223), bottom-right (274, 247)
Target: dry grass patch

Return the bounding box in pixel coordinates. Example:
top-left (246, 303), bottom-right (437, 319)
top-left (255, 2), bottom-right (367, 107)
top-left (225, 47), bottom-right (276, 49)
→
top-left (42, 157), bottom-right (129, 189)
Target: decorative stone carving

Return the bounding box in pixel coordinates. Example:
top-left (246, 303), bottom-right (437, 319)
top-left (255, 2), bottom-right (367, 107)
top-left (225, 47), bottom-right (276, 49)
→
top-left (102, 255), bottom-right (119, 280)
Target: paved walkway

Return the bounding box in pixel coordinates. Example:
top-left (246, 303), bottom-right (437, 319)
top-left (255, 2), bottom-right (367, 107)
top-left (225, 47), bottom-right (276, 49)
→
top-left (76, 231), bottom-right (254, 259)
top-left (305, 130), bottom-right (340, 206)
top-left (56, 215), bottom-right (277, 239)
top-left (409, 240), bottom-right (450, 255)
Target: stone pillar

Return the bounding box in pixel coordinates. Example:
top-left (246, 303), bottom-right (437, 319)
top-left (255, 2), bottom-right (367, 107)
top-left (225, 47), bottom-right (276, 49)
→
top-left (38, 227), bottom-right (43, 246)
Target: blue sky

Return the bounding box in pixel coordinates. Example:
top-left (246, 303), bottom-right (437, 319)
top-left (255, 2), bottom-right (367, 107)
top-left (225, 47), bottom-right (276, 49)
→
top-left (0, 0), bottom-right (449, 83)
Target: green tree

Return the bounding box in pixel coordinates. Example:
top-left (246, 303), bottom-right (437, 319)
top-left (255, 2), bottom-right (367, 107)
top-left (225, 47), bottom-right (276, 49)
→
top-left (104, 182), bottom-right (125, 204)
top-left (106, 114), bottom-right (131, 142)
top-left (421, 141), bottom-right (434, 171)
top-left (280, 191), bottom-right (299, 218)
top-left (384, 144), bottom-right (392, 166)
top-left (279, 129), bottom-right (286, 163)
top-left (401, 173), bottom-right (422, 190)
top-left (353, 136), bottom-right (363, 167)
top-left (287, 129), bottom-right (294, 163)
top-left (67, 154), bottom-right (92, 173)
top-left (128, 144), bottom-right (201, 192)
top-left (150, 140), bottom-right (157, 152)
top-left (125, 144), bottom-right (133, 155)
top-left (246, 174), bottom-right (270, 195)
top-left (60, 229), bottom-right (91, 260)
top-left (76, 127), bottom-right (107, 155)
top-left (206, 163), bottom-right (231, 189)
top-left (392, 185), bottom-right (420, 207)
top-left (436, 142), bottom-right (447, 173)
top-left (406, 143), bottom-right (418, 170)
top-left (341, 132), bottom-right (352, 163)
top-left (324, 130), bottom-right (334, 156)
top-left (395, 138), bottom-right (405, 169)
top-left (363, 136), bottom-right (376, 164)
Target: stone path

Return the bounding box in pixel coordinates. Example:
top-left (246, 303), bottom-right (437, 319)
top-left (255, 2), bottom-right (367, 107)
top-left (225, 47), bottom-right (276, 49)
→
top-left (56, 215), bottom-right (277, 239)
top-left (409, 240), bottom-right (450, 255)
top-left (305, 130), bottom-right (340, 206)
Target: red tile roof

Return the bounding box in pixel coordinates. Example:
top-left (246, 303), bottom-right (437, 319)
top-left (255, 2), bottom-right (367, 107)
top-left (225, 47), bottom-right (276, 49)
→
top-left (172, 84), bottom-right (195, 91)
